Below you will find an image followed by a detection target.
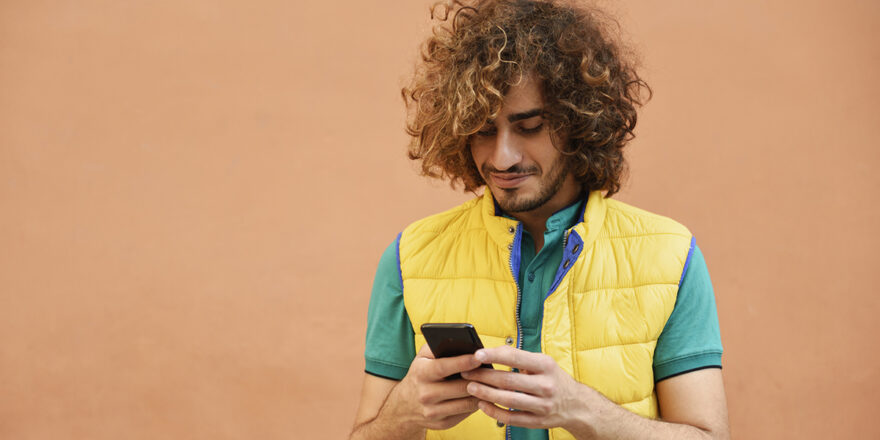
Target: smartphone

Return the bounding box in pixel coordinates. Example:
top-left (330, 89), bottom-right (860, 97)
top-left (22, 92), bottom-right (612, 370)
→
top-left (420, 323), bottom-right (493, 379)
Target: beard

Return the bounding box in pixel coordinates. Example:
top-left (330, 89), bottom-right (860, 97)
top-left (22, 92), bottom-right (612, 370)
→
top-left (486, 154), bottom-right (571, 213)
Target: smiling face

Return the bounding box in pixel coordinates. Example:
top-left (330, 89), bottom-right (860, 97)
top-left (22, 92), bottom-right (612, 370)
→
top-left (469, 76), bottom-right (581, 214)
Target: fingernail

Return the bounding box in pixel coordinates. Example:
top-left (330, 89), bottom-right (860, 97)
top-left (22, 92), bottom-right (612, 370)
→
top-left (467, 382), bottom-right (478, 394)
top-left (475, 350), bottom-right (486, 361)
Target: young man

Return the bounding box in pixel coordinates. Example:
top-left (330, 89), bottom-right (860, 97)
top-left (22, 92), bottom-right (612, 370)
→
top-left (351, 1), bottom-right (729, 439)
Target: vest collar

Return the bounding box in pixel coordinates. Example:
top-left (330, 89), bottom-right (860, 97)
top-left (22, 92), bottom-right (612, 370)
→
top-left (481, 189), bottom-right (521, 250)
top-left (480, 189), bottom-right (607, 250)
top-left (575, 190), bottom-right (608, 252)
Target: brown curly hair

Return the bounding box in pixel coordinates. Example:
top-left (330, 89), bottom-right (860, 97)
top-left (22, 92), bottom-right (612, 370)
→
top-left (402, 0), bottom-right (651, 196)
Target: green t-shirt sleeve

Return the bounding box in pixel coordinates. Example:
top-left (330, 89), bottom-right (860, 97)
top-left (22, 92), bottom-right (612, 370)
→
top-left (363, 234), bottom-right (415, 380)
top-left (653, 243), bottom-right (724, 382)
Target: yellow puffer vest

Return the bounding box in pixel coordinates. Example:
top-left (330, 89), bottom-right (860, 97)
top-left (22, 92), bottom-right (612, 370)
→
top-left (398, 190), bottom-right (693, 440)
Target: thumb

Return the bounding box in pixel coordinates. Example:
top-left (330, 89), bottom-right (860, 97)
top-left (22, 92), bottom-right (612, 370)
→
top-left (417, 342), bottom-right (436, 359)
top-left (429, 353), bottom-right (481, 380)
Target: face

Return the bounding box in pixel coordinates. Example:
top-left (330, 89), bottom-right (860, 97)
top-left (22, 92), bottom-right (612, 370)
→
top-left (470, 76), bottom-right (577, 214)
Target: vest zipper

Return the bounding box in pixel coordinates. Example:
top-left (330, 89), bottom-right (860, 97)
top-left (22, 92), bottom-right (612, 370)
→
top-left (506, 223), bottom-right (524, 352)
top-left (506, 224), bottom-right (523, 440)
top-left (504, 227), bottom-right (571, 440)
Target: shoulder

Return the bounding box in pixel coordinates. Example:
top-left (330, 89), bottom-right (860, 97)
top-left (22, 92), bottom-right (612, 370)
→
top-left (602, 197), bottom-right (692, 239)
top-left (401, 194), bottom-right (484, 239)
top-left (397, 194), bottom-right (491, 270)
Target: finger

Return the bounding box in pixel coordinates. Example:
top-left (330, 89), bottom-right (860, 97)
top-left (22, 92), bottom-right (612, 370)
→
top-left (417, 343), bottom-right (435, 359)
top-left (428, 354), bottom-right (482, 380)
top-left (467, 381), bottom-right (548, 414)
top-left (423, 396), bottom-right (480, 420)
top-left (461, 368), bottom-right (549, 396)
top-left (475, 346), bottom-right (553, 372)
top-left (424, 402), bottom-right (478, 431)
top-left (478, 401), bottom-right (545, 429)
top-left (419, 378), bottom-right (473, 403)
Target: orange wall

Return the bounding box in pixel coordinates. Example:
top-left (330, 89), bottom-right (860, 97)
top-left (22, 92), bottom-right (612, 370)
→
top-left (1, 1), bottom-right (878, 438)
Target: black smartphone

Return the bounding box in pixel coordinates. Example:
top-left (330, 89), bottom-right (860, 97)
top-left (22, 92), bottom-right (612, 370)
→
top-left (420, 323), bottom-right (493, 379)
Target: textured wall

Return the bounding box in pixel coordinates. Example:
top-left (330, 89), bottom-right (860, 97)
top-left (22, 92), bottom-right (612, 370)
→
top-left (1, 1), bottom-right (878, 438)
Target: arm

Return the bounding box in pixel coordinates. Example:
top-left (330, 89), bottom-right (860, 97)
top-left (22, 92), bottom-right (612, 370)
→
top-left (349, 345), bottom-right (483, 440)
top-left (462, 346), bottom-right (729, 440)
top-left (654, 368), bottom-right (729, 438)
top-left (350, 374), bottom-right (409, 440)
top-left (564, 368), bottom-right (729, 439)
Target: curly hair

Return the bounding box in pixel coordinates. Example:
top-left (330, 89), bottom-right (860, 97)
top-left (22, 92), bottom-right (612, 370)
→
top-left (402, 0), bottom-right (651, 196)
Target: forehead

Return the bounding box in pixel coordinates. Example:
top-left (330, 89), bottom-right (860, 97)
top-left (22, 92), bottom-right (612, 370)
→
top-left (499, 75), bottom-right (544, 115)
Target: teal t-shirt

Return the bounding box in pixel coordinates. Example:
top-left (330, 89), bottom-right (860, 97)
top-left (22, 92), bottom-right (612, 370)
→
top-left (363, 199), bottom-right (723, 439)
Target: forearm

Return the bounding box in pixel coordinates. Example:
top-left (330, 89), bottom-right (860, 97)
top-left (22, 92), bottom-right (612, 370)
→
top-left (565, 390), bottom-right (722, 440)
top-left (350, 417), bottom-right (424, 440)
top-left (350, 383), bottom-right (425, 440)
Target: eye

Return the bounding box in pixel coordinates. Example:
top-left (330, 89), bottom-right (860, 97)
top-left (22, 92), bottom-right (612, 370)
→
top-left (519, 123), bottom-right (544, 134)
top-left (475, 126), bottom-right (497, 137)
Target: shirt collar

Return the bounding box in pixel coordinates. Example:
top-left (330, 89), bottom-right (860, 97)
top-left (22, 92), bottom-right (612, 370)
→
top-left (493, 192), bottom-right (587, 233)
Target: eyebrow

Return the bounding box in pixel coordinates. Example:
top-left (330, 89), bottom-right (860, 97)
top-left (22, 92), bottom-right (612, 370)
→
top-left (507, 108), bottom-right (544, 123)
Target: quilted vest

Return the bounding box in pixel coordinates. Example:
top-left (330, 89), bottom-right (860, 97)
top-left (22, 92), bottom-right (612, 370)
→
top-left (398, 189), bottom-right (693, 440)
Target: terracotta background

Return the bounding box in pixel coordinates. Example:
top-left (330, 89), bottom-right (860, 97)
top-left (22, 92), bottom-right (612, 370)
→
top-left (1, 0), bottom-right (878, 438)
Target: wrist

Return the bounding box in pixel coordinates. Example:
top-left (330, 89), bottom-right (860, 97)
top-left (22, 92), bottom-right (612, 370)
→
top-left (561, 383), bottom-right (597, 438)
top-left (562, 384), bottom-right (627, 440)
top-left (382, 383), bottom-right (424, 434)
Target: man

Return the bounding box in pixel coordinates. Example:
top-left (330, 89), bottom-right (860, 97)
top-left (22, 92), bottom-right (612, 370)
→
top-left (350, 1), bottom-right (729, 439)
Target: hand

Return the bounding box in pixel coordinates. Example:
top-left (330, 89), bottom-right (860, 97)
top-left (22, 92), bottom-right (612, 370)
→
top-left (461, 346), bottom-right (611, 433)
top-left (389, 344), bottom-right (483, 431)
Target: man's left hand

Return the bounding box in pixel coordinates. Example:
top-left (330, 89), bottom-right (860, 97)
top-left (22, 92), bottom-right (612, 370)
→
top-left (460, 345), bottom-right (610, 432)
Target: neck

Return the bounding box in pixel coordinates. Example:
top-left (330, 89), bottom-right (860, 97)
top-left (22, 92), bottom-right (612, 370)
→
top-left (505, 176), bottom-right (582, 251)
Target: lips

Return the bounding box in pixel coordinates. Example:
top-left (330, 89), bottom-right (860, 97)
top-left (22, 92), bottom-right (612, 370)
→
top-left (490, 173), bottom-right (532, 189)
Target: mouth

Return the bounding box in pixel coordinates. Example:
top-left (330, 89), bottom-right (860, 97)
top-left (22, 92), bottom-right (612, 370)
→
top-left (489, 172), bottom-right (532, 189)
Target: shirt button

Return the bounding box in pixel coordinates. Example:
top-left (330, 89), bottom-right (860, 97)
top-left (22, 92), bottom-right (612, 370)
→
top-left (562, 260), bottom-right (571, 269)
top-left (527, 272), bottom-right (535, 282)
top-left (497, 420), bottom-right (505, 427)
top-left (572, 243), bottom-right (580, 253)
top-left (507, 226), bottom-right (515, 233)
top-left (505, 336), bottom-right (514, 345)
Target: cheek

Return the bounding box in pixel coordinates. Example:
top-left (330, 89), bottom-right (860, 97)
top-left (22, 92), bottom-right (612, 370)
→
top-left (535, 136), bottom-right (564, 168)
top-left (469, 143), bottom-right (488, 172)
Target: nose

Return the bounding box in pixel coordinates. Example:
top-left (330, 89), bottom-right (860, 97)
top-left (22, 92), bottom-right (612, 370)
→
top-left (488, 130), bottom-right (522, 171)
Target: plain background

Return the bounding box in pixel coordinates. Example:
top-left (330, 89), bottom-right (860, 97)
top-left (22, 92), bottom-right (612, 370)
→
top-left (1, 0), bottom-right (879, 438)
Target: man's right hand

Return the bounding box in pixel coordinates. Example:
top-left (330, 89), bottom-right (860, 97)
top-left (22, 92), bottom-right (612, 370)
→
top-left (391, 343), bottom-right (483, 430)
top-left (350, 344), bottom-right (483, 439)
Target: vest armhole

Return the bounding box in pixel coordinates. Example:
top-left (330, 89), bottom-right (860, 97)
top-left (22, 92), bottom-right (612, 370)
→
top-left (395, 232), bottom-right (404, 294)
top-left (678, 236), bottom-right (696, 288)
